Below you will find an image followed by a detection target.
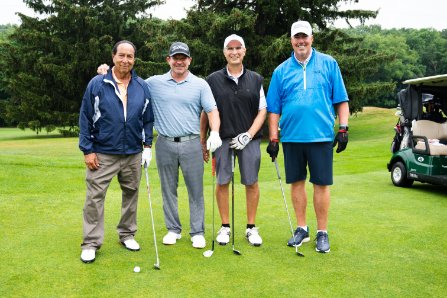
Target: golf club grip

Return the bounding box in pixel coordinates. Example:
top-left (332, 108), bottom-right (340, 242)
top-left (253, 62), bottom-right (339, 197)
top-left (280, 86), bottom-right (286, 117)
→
top-left (211, 153), bottom-right (216, 177)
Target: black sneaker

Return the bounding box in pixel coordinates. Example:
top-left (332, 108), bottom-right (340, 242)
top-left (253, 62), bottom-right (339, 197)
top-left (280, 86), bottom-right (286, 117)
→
top-left (315, 231), bottom-right (330, 253)
top-left (287, 226), bottom-right (310, 247)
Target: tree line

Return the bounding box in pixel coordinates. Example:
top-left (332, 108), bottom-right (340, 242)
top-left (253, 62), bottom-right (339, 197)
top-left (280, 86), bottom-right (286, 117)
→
top-left (0, 0), bottom-right (446, 133)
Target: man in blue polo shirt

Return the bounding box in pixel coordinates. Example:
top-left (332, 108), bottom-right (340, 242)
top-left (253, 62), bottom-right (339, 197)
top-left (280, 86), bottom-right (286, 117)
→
top-left (266, 21), bottom-right (349, 253)
top-left (146, 42), bottom-right (221, 249)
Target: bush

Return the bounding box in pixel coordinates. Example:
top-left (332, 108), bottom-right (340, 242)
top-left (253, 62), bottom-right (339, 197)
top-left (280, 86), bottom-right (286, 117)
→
top-left (58, 126), bottom-right (79, 137)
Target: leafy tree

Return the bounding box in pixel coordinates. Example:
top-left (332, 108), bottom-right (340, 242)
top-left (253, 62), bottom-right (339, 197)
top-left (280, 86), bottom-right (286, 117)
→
top-left (344, 26), bottom-right (423, 107)
top-left (314, 29), bottom-right (395, 111)
top-left (404, 28), bottom-right (447, 76)
top-left (0, 0), bottom-right (161, 133)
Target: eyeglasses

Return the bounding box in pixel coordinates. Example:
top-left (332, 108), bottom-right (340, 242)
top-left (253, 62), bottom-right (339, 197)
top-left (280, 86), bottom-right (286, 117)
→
top-left (226, 46), bottom-right (242, 51)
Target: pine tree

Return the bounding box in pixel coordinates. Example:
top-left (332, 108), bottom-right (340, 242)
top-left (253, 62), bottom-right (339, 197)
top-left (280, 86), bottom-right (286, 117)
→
top-left (0, 0), bottom-right (160, 133)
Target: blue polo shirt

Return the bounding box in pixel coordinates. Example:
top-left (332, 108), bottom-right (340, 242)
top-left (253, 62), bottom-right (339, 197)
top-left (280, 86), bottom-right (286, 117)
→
top-left (266, 48), bottom-right (348, 143)
top-left (146, 71), bottom-right (217, 137)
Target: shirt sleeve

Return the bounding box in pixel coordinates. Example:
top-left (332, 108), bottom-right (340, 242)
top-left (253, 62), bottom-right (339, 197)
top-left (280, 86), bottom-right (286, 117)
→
top-left (331, 61), bottom-right (349, 104)
top-left (78, 79), bottom-right (96, 154)
top-left (259, 86), bottom-right (267, 110)
top-left (266, 69), bottom-right (282, 114)
top-left (200, 79), bottom-right (218, 113)
top-left (142, 82), bottom-right (154, 146)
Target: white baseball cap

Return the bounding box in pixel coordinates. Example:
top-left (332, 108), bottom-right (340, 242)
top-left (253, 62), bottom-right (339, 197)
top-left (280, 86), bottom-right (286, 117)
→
top-left (291, 21), bottom-right (312, 36)
top-left (223, 34), bottom-right (245, 49)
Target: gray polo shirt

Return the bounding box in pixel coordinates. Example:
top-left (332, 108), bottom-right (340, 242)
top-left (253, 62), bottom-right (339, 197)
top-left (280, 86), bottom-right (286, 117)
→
top-left (146, 71), bottom-right (217, 137)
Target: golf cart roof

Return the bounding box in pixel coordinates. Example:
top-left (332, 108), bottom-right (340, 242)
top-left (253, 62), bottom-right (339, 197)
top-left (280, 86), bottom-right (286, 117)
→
top-left (398, 74), bottom-right (447, 121)
top-left (403, 74), bottom-right (447, 87)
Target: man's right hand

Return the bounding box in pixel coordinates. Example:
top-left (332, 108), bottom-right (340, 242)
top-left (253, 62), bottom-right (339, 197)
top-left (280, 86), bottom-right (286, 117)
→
top-left (97, 64), bottom-right (110, 75)
top-left (266, 139), bottom-right (279, 161)
top-left (84, 153), bottom-right (100, 170)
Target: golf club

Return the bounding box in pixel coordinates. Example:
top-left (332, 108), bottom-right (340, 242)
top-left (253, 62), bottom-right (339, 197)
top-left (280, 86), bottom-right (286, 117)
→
top-left (144, 163), bottom-right (161, 269)
top-left (231, 150), bottom-right (241, 255)
top-left (274, 159), bottom-right (304, 257)
top-left (203, 152), bottom-right (216, 258)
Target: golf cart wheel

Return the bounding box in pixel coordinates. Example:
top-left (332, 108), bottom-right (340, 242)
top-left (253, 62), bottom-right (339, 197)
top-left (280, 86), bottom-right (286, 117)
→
top-left (391, 161), bottom-right (414, 187)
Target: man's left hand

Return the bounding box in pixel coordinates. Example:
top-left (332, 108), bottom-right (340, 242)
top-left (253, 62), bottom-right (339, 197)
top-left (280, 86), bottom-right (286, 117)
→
top-left (142, 147), bottom-right (152, 166)
top-left (201, 139), bottom-right (209, 162)
top-left (207, 131), bottom-right (222, 152)
top-left (229, 132), bottom-right (252, 150)
top-left (97, 64), bottom-right (109, 75)
top-left (333, 130), bottom-right (348, 153)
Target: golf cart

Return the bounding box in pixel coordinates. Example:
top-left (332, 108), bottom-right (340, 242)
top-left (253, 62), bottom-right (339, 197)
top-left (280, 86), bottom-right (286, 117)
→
top-left (387, 74), bottom-right (447, 187)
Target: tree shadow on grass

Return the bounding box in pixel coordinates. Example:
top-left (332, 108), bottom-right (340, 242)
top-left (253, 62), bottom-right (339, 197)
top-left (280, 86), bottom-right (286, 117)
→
top-left (0, 134), bottom-right (77, 142)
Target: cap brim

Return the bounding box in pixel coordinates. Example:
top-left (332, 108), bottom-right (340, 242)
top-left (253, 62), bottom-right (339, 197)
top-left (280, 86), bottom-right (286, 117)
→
top-left (169, 51), bottom-right (190, 57)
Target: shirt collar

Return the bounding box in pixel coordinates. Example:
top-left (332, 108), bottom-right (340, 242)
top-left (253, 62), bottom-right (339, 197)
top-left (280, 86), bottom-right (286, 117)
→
top-left (166, 70), bottom-right (190, 83)
top-left (226, 65), bottom-right (244, 80)
top-left (111, 66), bottom-right (132, 84)
top-left (293, 48), bottom-right (313, 66)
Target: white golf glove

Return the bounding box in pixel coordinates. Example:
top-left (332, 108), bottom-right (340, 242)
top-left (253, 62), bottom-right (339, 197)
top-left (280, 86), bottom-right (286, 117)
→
top-left (206, 131), bottom-right (222, 153)
top-left (142, 147), bottom-right (152, 167)
top-left (229, 132), bottom-right (252, 150)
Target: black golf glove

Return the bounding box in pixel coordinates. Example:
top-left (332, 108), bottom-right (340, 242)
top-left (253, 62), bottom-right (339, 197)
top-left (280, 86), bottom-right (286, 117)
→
top-left (266, 139), bottom-right (279, 161)
top-left (333, 128), bottom-right (348, 153)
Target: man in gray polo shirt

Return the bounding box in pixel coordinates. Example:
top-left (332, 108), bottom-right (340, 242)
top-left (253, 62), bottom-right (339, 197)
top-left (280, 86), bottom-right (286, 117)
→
top-left (146, 42), bottom-right (221, 249)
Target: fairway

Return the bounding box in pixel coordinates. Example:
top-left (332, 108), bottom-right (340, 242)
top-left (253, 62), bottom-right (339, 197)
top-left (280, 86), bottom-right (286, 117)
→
top-left (0, 108), bottom-right (446, 297)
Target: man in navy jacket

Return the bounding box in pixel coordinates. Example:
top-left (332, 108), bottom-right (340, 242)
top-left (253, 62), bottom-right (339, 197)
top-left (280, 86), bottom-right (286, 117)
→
top-left (78, 40), bottom-right (154, 263)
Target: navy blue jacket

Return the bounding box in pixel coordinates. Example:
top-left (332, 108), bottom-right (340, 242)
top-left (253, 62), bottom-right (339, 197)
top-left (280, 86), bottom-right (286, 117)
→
top-left (79, 69), bottom-right (154, 155)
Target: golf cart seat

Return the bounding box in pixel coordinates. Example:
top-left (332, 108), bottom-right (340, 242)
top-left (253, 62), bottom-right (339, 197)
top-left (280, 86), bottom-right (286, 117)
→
top-left (412, 120), bottom-right (447, 155)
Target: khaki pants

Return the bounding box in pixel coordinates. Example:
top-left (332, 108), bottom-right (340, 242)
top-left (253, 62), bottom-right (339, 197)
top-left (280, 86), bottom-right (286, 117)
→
top-left (81, 153), bottom-right (142, 250)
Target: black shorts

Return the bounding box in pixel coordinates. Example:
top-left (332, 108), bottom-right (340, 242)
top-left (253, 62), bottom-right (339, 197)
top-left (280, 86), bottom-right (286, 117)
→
top-left (282, 142), bottom-right (333, 185)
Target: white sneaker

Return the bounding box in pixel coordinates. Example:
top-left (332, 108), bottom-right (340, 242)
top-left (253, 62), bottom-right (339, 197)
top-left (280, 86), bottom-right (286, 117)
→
top-left (80, 249), bottom-right (96, 263)
top-left (216, 226), bottom-right (231, 245)
top-left (246, 227), bottom-right (262, 246)
top-left (122, 238), bottom-right (140, 251)
top-left (163, 231), bottom-right (181, 245)
top-left (191, 235), bottom-right (206, 249)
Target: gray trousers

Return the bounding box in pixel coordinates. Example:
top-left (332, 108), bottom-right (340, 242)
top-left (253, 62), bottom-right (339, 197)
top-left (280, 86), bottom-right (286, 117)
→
top-left (81, 153), bottom-right (142, 250)
top-left (155, 136), bottom-right (204, 236)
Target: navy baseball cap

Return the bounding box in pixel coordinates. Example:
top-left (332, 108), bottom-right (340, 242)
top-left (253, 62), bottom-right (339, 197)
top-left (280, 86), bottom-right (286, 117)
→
top-left (169, 42), bottom-right (190, 57)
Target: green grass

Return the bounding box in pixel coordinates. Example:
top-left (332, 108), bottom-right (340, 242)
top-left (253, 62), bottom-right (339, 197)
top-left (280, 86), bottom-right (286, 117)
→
top-left (1, 108), bottom-right (446, 297)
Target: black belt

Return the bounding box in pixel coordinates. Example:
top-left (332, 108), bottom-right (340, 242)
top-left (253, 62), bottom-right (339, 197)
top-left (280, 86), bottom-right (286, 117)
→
top-left (161, 134), bottom-right (200, 142)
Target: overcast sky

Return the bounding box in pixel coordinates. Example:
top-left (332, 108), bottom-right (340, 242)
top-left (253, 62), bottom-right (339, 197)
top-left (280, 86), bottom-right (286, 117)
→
top-left (1, 0), bottom-right (446, 30)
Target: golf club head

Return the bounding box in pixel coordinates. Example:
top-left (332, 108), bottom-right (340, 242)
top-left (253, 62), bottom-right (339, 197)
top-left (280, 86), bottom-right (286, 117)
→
top-left (295, 244), bottom-right (305, 257)
top-left (232, 246), bottom-right (242, 255)
top-left (203, 250), bottom-right (214, 258)
top-left (153, 264), bottom-right (160, 270)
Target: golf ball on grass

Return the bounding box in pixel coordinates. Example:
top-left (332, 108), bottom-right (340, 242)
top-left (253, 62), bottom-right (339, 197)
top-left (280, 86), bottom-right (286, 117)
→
top-left (133, 266), bottom-right (140, 273)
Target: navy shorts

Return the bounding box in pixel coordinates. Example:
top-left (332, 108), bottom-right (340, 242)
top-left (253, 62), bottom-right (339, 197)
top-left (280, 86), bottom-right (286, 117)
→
top-left (282, 142), bottom-right (333, 185)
